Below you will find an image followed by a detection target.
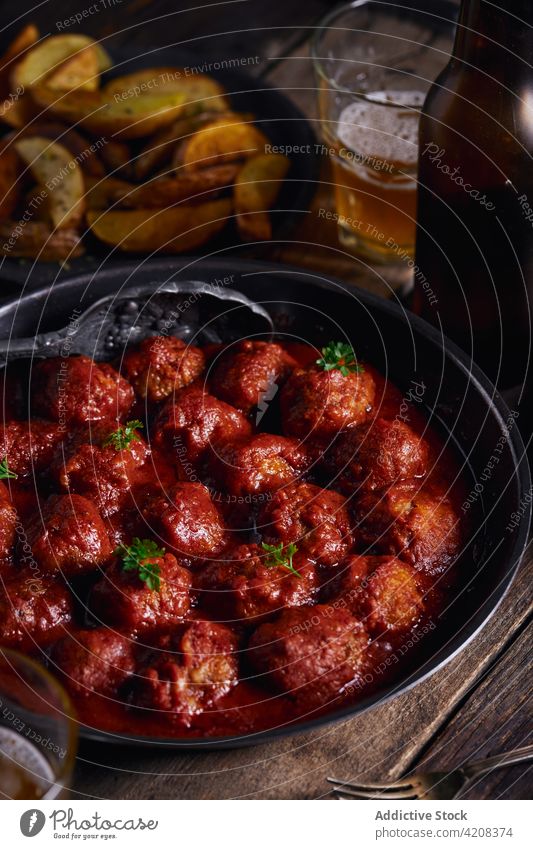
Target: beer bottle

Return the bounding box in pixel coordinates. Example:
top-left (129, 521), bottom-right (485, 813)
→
top-left (413, 1), bottom-right (533, 389)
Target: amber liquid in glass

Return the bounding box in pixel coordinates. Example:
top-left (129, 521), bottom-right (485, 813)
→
top-left (322, 89), bottom-right (424, 260)
top-left (0, 727), bottom-right (56, 799)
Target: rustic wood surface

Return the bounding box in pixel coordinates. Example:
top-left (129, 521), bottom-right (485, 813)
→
top-left (1, 0), bottom-right (531, 800)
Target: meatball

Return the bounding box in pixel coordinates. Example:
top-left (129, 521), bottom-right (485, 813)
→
top-left (280, 365), bottom-right (375, 441)
top-left (121, 336), bottom-right (205, 403)
top-left (152, 386), bottom-right (251, 471)
top-left (133, 620), bottom-right (239, 725)
top-left (26, 494), bottom-right (113, 576)
top-left (259, 482), bottom-right (355, 567)
top-left (0, 420), bottom-right (63, 477)
top-left (249, 605), bottom-right (368, 705)
top-left (0, 482), bottom-right (18, 570)
top-left (213, 433), bottom-right (311, 497)
top-left (58, 436), bottom-right (150, 517)
top-left (32, 356), bottom-right (134, 427)
top-left (326, 418), bottom-right (429, 494)
top-left (198, 543), bottom-right (318, 623)
top-left (328, 555), bottom-right (426, 636)
top-left (91, 552), bottom-right (192, 633)
top-left (0, 574), bottom-right (73, 651)
top-left (51, 629), bottom-right (135, 698)
top-left (356, 481), bottom-right (461, 575)
top-left (142, 482), bottom-right (227, 563)
top-left (209, 340), bottom-right (296, 414)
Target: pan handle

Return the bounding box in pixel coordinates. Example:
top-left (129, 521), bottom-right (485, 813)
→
top-left (0, 331), bottom-right (66, 365)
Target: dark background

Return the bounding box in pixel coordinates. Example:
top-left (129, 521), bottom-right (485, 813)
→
top-left (0, 0), bottom-right (334, 63)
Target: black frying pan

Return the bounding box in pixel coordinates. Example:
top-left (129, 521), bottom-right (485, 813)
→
top-left (0, 256), bottom-right (530, 749)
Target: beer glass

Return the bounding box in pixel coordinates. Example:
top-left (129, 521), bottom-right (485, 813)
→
top-left (0, 648), bottom-right (77, 799)
top-left (312, 0), bottom-right (454, 263)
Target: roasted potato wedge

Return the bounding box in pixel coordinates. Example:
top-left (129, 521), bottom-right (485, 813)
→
top-left (180, 116), bottom-right (268, 171)
top-left (14, 136), bottom-right (85, 229)
top-left (23, 186), bottom-right (51, 222)
top-left (0, 93), bottom-right (37, 128)
top-left (116, 164), bottom-right (239, 208)
top-left (104, 67), bottom-right (229, 114)
top-left (234, 153), bottom-right (290, 241)
top-left (87, 198), bottom-right (232, 253)
top-left (2, 122), bottom-right (105, 171)
top-left (0, 220), bottom-right (84, 260)
top-left (2, 122), bottom-right (106, 177)
top-left (30, 86), bottom-right (188, 140)
top-left (0, 24), bottom-right (39, 99)
top-left (133, 111), bottom-right (223, 180)
top-left (98, 141), bottom-right (131, 174)
top-left (84, 175), bottom-right (135, 210)
top-left (136, 111), bottom-right (254, 180)
top-left (10, 34), bottom-right (111, 90)
top-left (0, 147), bottom-right (22, 220)
top-left (44, 45), bottom-right (99, 92)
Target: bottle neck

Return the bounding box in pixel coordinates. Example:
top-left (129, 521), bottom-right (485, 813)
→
top-left (453, 0), bottom-right (532, 67)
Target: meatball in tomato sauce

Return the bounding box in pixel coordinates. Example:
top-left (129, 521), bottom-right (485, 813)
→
top-left (4, 331), bottom-right (467, 739)
top-left (142, 482), bottom-right (227, 563)
top-left (0, 482), bottom-right (18, 573)
top-left (356, 481), bottom-right (461, 575)
top-left (0, 574), bottom-right (73, 651)
top-left (327, 555), bottom-right (426, 637)
top-left (152, 387), bottom-right (251, 472)
top-left (259, 482), bottom-right (355, 567)
top-left (121, 336), bottom-right (205, 404)
top-left (91, 552), bottom-right (192, 634)
top-left (249, 605), bottom-right (368, 706)
top-left (32, 356), bottom-right (134, 427)
top-left (133, 620), bottom-right (239, 725)
top-left (26, 494), bottom-right (113, 576)
top-left (198, 543), bottom-right (318, 624)
top-left (281, 365), bottom-right (375, 442)
top-left (51, 629), bottom-right (135, 698)
top-left (210, 341), bottom-right (296, 415)
top-left (213, 433), bottom-right (310, 497)
top-left (326, 418), bottom-right (429, 494)
top-left (0, 420), bottom-right (63, 478)
top-left (58, 434), bottom-right (150, 518)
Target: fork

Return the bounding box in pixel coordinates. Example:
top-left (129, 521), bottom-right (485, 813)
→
top-left (327, 743), bottom-right (533, 799)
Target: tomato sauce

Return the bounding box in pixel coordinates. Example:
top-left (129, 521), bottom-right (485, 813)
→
top-left (1, 341), bottom-right (469, 740)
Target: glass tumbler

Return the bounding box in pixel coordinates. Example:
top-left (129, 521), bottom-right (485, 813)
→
top-left (312, 0), bottom-right (455, 263)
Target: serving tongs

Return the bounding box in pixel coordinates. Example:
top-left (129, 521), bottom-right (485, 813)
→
top-left (0, 281), bottom-right (274, 365)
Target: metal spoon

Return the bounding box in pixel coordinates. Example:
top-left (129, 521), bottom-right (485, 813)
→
top-left (0, 280), bottom-right (274, 365)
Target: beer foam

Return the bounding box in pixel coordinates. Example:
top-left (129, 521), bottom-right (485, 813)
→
top-left (0, 726), bottom-right (55, 798)
top-left (338, 90), bottom-right (425, 167)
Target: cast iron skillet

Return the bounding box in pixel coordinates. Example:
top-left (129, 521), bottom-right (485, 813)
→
top-left (0, 257), bottom-right (530, 749)
top-left (0, 46), bottom-right (319, 290)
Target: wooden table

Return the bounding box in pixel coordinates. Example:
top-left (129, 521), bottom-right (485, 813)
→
top-left (2, 0), bottom-right (531, 800)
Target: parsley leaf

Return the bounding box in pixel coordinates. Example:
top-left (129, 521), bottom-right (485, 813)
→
top-left (115, 537), bottom-right (165, 592)
top-left (316, 341), bottom-right (364, 376)
top-left (103, 420), bottom-right (144, 452)
top-left (261, 541), bottom-right (301, 578)
top-left (0, 457), bottom-right (17, 480)
top-left (137, 562), bottom-right (161, 593)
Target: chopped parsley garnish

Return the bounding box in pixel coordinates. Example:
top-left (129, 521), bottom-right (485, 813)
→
top-left (316, 341), bottom-right (364, 376)
top-left (0, 457), bottom-right (17, 480)
top-left (115, 537), bottom-right (165, 592)
top-left (103, 419), bottom-right (144, 452)
top-left (261, 541), bottom-right (301, 578)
